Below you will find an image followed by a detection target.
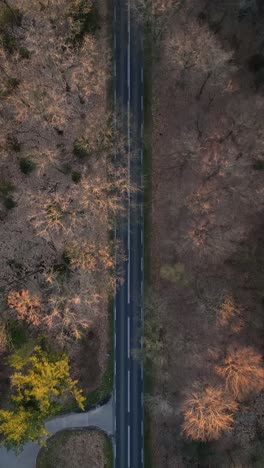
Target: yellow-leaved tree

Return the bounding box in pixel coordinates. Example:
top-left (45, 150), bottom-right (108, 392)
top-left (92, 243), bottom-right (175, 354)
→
top-left (0, 346), bottom-right (85, 451)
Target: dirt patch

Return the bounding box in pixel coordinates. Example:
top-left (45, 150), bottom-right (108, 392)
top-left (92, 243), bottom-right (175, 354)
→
top-left (149, 0), bottom-right (264, 466)
top-left (37, 430), bottom-right (111, 468)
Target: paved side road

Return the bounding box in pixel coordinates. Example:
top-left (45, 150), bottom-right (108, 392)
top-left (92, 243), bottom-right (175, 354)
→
top-left (0, 397), bottom-right (113, 468)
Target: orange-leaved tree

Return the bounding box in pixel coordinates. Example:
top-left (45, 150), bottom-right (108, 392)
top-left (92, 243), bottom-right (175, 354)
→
top-left (182, 385), bottom-right (237, 441)
top-left (215, 346), bottom-right (264, 399)
top-left (7, 289), bottom-right (42, 326)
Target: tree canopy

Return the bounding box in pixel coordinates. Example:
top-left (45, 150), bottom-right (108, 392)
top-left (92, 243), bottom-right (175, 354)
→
top-left (0, 345), bottom-right (85, 450)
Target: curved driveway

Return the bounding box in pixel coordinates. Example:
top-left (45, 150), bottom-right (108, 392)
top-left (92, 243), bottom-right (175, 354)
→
top-left (0, 397), bottom-right (113, 468)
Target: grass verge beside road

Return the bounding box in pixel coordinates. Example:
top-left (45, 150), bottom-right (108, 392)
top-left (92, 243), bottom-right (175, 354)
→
top-left (143, 30), bottom-right (153, 468)
top-left (87, 298), bottom-right (114, 406)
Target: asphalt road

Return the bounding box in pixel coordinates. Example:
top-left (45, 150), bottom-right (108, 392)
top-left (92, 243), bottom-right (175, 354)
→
top-left (113, 0), bottom-right (144, 467)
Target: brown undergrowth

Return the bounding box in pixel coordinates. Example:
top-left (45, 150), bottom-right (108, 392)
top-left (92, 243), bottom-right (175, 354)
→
top-left (148, 0), bottom-right (264, 466)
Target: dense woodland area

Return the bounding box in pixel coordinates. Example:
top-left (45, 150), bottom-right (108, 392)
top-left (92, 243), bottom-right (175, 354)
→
top-left (0, 0), bottom-right (122, 450)
top-left (145, 0), bottom-right (264, 466)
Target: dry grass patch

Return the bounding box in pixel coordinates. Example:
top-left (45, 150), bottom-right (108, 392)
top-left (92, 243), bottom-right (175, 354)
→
top-left (37, 430), bottom-right (112, 468)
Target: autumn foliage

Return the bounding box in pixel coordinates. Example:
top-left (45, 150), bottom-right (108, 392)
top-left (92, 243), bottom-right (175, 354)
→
top-left (182, 385), bottom-right (237, 441)
top-left (0, 345), bottom-right (85, 450)
top-left (7, 289), bottom-right (42, 326)
top-left (215, 347), bottom-right (264, 399)
top-left (217, 294), bottom-right (245, 334)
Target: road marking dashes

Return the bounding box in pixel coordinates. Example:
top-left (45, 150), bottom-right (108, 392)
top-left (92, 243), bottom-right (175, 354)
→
top-left (127, 317), bottom-right (130, 358)
top-left (128, 425), bottom-right (131, 467)
top-left (128, 369), bottom-right (130, 413)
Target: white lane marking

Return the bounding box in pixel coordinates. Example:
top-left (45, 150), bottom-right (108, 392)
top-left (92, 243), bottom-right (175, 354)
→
top-left (114, 4), bottom-right (116, 22)
top-left (141, 447), bottom-right (144, 463)
top-left (140, 148), bottom-right (143, 165)
top-left (141, 306), bottom-right (143, 321)
top-left (141, 95), bottom-right (143, 112)
top-left (141, 203), bottom-right (143, 218)
top-left (141, 420), bottom-right (143, 436)
top-left (128, 368), bottom-right (130, 413)
top-left (114, 33), bottom-right (117, 51)
top-left (141, 280), bottom-right (143, 296)
top-left (127, 316), bottom-right (130, 359)
top-left (127, 0), bottom-right (131, 306)
top-left (114, 331), bottom-right (116, 349)
top-left (141, 229), bottom-right (143, 245)
top-left (114, 361), bottom-right (116, 376)
top-left (141, 66), bottom-right (144, 84)
top-left (127, 21), bottom-right (131, 96)
top-left (141, 391), bottom-right (143, 407)
top-left (141, 257), bottom-right (143, 272)
top-left (128, 425), bottom-right (131, 468)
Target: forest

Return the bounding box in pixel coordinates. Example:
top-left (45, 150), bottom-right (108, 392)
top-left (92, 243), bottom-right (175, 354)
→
top-left (143, 0), bottom-right (264, 466)
top-left (0, 0), bottom-right (122, 451)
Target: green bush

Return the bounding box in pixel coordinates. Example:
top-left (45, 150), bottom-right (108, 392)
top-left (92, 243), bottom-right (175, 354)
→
top-left (19, 47), bottom-right (30, 59)
top-left (0, 4), bottom-right (21, 32)
top-left (71, 171), bottom-right (82, 183)
top-left (1, 32), bottom-right (17, 53)
top-left (253, 160), bottom-right (264, 170)
top-left (0, 181), bottom-right (16, 209)
top-left (7, 77), bottom-right (20, 90)
top-left (73, 139), bottom-right (90, 159)
top-left (47, 201), bottom-right (63, 224)
top-left (7, 320), bottom-right (28, 350)
top-left (160, 262), bottom-right (188, 286)
top-left (0, 87), bottom-right (9, 98)
top-left (8, 136), bottom-right (21, 152)
top-left (62, 250), bottom-right (71, 265)
top-left (49, 263), bottom-right (70, 282)
top-left (181, 440), bottom-right (215, 465)
top-left (4, 196), bottom-right (16, 210)
top-left (249, 441), bottom-right (264, 467)
top-left (0, 180), bottom-right (14, 198)
top-left (69, 1), bottom-right (100, 46)
top-left (19, 158), bottom-right (36, 175)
